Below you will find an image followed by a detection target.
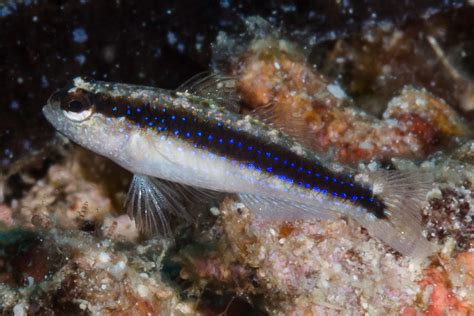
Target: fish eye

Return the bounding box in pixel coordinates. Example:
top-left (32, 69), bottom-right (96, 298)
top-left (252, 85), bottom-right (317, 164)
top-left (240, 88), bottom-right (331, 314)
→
top-left (67, 99), bottom-right (87, 112)
top-left (61, 91), bottom-right (93, 121)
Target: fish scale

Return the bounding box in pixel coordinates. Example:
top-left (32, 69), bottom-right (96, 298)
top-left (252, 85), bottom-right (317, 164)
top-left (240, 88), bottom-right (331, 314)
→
top-left (92, 85), bottom-right (383, 215)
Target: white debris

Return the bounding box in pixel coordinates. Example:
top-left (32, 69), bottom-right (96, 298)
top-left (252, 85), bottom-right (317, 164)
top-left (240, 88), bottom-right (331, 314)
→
top-left (209, 206), bottom-right (220, 216)
top-left (13, 304), bottom-right (26, 316)
top-left (327, 83), bottom-right (347, 99)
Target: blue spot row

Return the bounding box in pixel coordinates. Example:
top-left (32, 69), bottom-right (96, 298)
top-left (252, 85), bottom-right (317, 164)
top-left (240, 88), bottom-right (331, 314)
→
top-left (132, 112), bottom-right (362, 194)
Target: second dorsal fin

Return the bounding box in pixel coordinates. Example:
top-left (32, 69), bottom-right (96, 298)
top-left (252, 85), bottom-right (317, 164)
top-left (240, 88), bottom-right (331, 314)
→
top-left (177, 71), bottom-right (241, 112)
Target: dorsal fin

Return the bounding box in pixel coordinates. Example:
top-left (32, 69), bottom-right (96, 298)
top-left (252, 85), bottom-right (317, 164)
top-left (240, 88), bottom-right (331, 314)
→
top-left (250, 103), bottom-right (336, 160)
top-left (177, 72), bottom-right (241, 112)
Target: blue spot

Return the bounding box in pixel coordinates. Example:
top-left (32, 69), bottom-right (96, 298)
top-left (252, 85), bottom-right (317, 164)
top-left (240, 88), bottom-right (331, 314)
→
top-left (239, 163), bottom-right (245, 169)
top-left (72, 27), bottom-right (88, 43)
top-left (127, 109), bottom-right (131, 115)
top-left (208, 135), bottom-right (213, 140)
top-left (351, 196), bottom-right (358, 201)
top-left (9, 100), bottom-right (19, 111)
top-left (162, 108), bottom-right (166, 113)
top-left (255, 166), bottom-right (262, 171)
top-left (273, 156), bottom-right (279, 161)
top-left (247, 146), bottom-right (253, 151)
top-left (340, 181), bottom-right (345, 185)
top-left (324, 176), bottom-right (329, 181)
top-left (182, 117), bottom-right (186, 122)
top-left (194, 144), bottom-right (198, 148)
top-left (283, 160), bottom-right (288, 165)
top-left (279, 175), bottom-right (286, 181)
top-left (256, 150), bottom-right (262, 155)
top-left (174, 130), bottom-right (179, 135)
top-left (332, 192), bottom-right (338, 197)
top-left (144, 116), bottom-right (149, 121)
top-left (237, 142), bottom-right (243, 148)
top-left (220, 0), bottom-right (230, 8)
top-left (321, 189), bottom-right (328, 194)
top-left (298, 167), bottom-right (303, 172)
top-left (266, 167), bottom-right (272, 172)
top-left (112, 106), bottom-right (117, 112)
top-left (290, 163), bottom-right (295, 168)
top-left (157, 127), bottom-right (162, 131)
top-left (171, 115), bottom-right (176, 120)
top-left (229, 139), bottom-right (234, 144)
top-left (161, 119), bottom-right (165, 124)
top-left (218, 138), bottom-right (223, 144)
top-left (265, 152), bottom-right (271, 158)
top-left (341, 193), bottom-right (347, 198)
top-left (185, 132), bottom-right (191, 138)
top-left (148, 122), bottom-right (153, 126)
top-left (368, 197), bottom-right (374, 203)
top-left (217, 122), bottom-right (222, 127)
top-left (306, 170), bottom-right (311, 175)
top-left (137, 108), bottom-right (141, 113)
top-left (304, 183), bottom-right (311, 188)
top-left (153, 116), bottom-right (158, 120)
top-left (247, 163), bottom-right (255, 169)
top-left (332, 178), bottom-right (337, 183)
top-left (197, 131), bottom-right (202, 137)
top-left (313, 187), bottom-right (321, 192)
top-left (220, 156), bottom-right (226, 161)
top-left (297, 181), bottom-right (303, 186)
top-left (287, 178), bottom-right (294, 184)
top-left (167, 31), bottom-right (177, 45)
top-left (349, 183), bottom-right (354, 187)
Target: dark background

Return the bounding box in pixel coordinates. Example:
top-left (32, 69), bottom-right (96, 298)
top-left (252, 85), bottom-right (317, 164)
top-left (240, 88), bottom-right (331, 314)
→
top-left (0, 0), bottom-right (468, 172)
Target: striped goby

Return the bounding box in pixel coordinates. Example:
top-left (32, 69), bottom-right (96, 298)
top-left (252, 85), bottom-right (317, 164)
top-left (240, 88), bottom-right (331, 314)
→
top-left (43, 76), bottom-right (434, 258)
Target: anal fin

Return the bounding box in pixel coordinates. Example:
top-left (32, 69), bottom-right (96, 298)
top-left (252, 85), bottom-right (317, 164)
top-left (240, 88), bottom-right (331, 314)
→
top-left (237, 193), bottom-right (338, 222)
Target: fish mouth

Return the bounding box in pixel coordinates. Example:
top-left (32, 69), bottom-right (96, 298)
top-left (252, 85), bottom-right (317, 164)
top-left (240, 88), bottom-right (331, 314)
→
top-left (42, 102), bottom-right (55, 123)
top-left (47, 88), bottom-right (66, 107)
top-left (43, 88), bottom-right (67, 123)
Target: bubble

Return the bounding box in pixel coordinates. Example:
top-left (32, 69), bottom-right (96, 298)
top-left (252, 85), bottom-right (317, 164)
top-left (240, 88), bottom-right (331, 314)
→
top-left (75, 54), bottom-right (86, 65)
top-left (9, 100), bottom-right (20, 111)
top-left (167, 31), bottom-right (177, 45)
top-left (72, 27), bottom-right (88, 43)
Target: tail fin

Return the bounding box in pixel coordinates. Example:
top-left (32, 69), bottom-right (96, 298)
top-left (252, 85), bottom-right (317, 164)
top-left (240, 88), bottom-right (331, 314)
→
top-left (355, 170), bottom-right (436, 259)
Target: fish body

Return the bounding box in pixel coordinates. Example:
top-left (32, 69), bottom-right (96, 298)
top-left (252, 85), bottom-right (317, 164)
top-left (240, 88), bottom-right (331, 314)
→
top-left (43, 76), bottom-right (434, 257)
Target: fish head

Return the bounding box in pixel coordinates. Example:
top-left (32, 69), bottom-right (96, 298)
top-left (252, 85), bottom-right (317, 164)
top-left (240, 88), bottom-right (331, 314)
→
top-left (43, 77), bottom-right (131, 163)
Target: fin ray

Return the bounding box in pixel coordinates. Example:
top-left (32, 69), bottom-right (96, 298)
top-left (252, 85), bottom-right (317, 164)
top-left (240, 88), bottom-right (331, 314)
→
top-left (357, 170), bottom-right (436, 258)
top-left (125, 175), bottom-right (221, 237)
top-left (125, 175), bottom-right (190, 237)
top-left (177, 71), bottom-right (241, 112)
top-left (238, 193), bottom-right (338, 221)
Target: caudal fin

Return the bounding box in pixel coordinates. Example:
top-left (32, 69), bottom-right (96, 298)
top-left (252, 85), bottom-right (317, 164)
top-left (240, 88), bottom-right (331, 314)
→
top-left (356, 170), bottom-right (436, 258)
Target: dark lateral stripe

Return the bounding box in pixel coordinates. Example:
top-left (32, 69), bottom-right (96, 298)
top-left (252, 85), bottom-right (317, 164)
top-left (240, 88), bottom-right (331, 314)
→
top-left (93, 91), bottom-right (387, 218)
